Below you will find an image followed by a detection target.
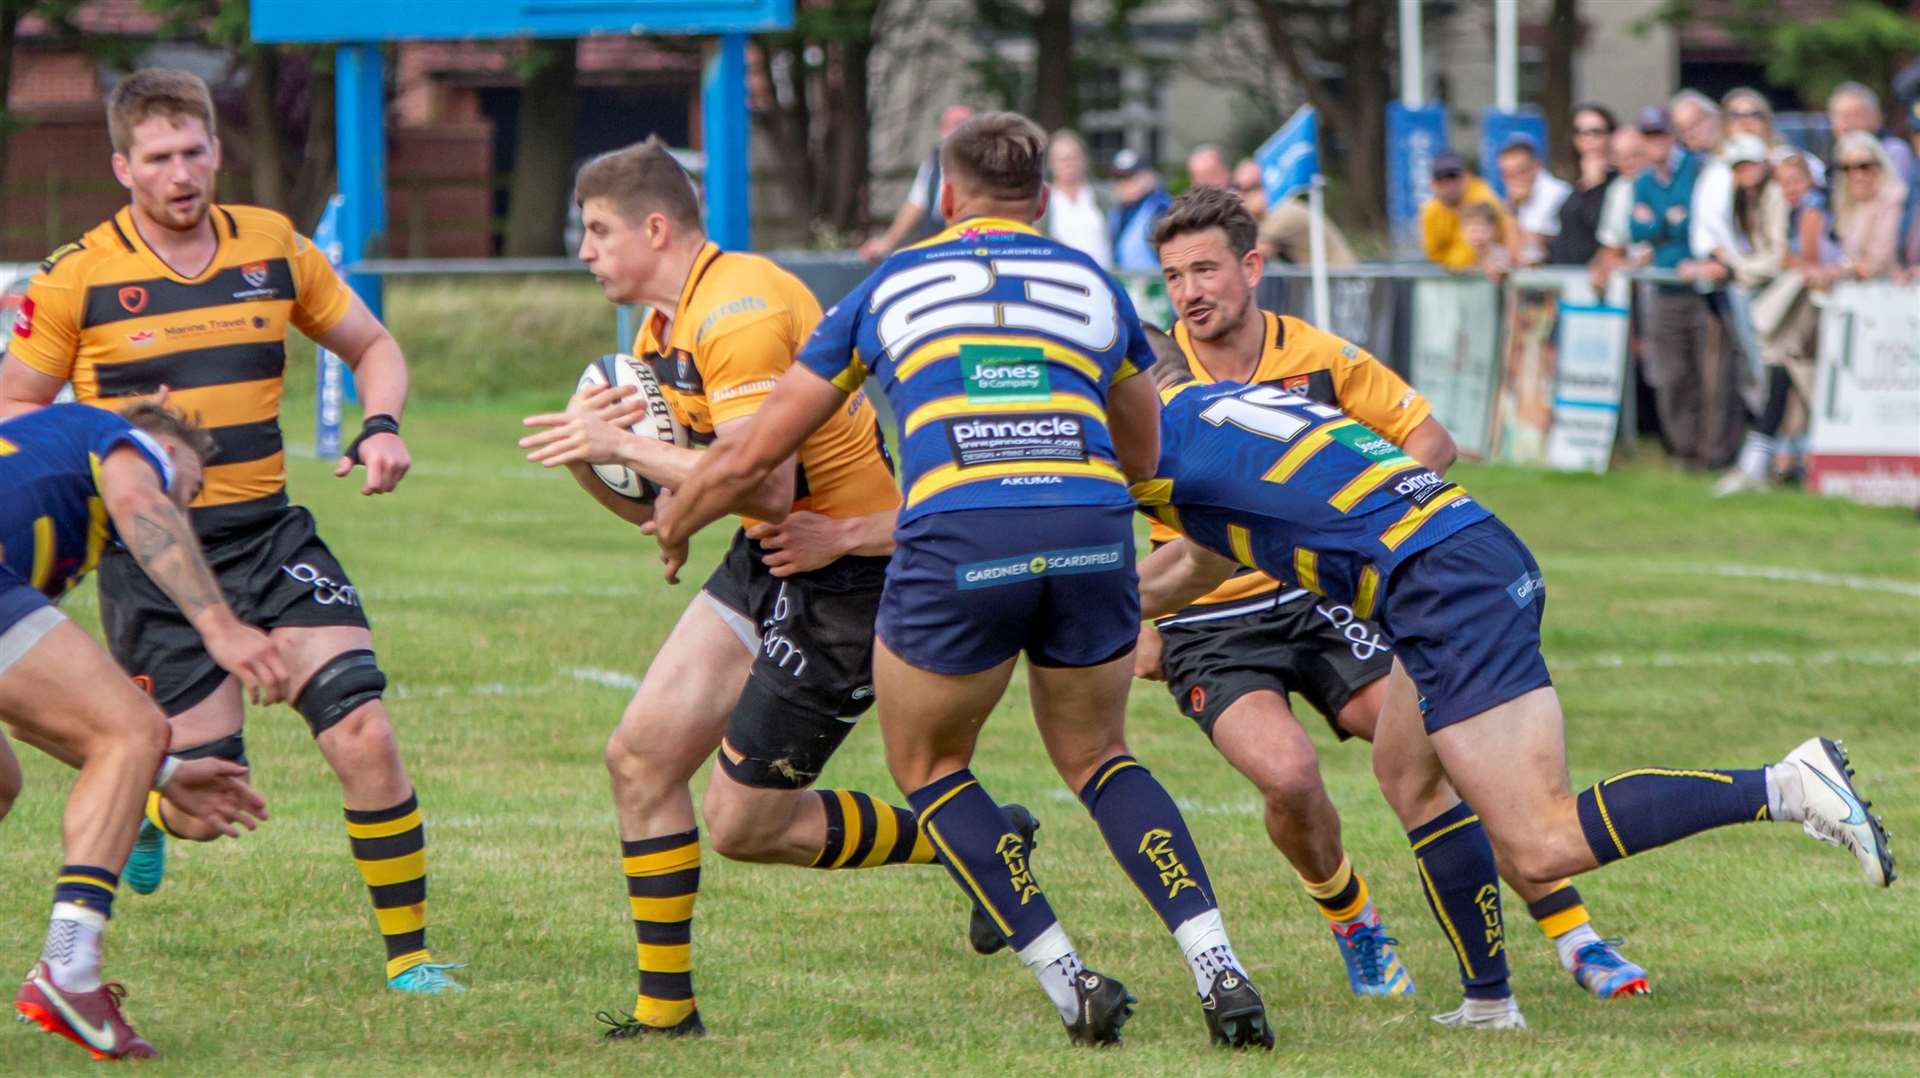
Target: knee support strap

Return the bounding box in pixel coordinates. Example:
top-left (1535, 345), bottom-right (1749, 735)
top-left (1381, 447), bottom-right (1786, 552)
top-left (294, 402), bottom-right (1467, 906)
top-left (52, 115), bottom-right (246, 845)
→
top-left (294, 649), bottom-right (387, 738)
top-left (174, 731), bottom-right (249, 766)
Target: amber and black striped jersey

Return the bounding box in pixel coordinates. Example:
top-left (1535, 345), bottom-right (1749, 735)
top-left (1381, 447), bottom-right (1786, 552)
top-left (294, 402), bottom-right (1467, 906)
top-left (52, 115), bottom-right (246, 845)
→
top-left (9, 204), bottom-right (354, 536)
top-left (1150, 311), bottom-right (1432, 625)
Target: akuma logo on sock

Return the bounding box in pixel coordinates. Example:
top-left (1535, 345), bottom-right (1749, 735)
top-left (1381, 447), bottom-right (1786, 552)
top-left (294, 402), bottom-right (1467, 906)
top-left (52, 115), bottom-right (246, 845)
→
top-left (1474, 884), bottom-right (1505, 956)
top-left (995, 832), bottom-right (1039, 905)
top-left (1138, 828), bottom-right (1199, 898)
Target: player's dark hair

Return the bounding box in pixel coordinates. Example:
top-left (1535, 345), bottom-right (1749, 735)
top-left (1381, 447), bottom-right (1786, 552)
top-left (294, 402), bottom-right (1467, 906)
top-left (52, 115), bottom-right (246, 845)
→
top-left (1142, 325), bottom-right (1195, 388)
top-left (124, 402), bottom-right (216, 461)
top-left (574, 136), bottom-right (704, 231)
top-left (108, 69), bottom-right (217, 155)
top-left (941, 112), bottom-right (1048, 203)
top-left (1151, 185), bottom-right (1258, 259)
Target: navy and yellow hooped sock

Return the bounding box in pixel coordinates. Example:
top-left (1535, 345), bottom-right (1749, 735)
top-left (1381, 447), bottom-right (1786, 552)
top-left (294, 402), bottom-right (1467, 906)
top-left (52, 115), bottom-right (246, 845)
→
top-left (52, 865), bottom-right (118, 920)
top-left (907, 770), bottom-right (1056, 951)
top-left (1407, 803), bottom-right (1511, 1000)
top-left (344, 792), bottom-right (433, 980)
top-left (809, 789), bottom-right (938, 869)
top-left (1576, 767), bottom-right (1769, 866)
top-left (1078, 755), bottom-right (1218, 931)
top-left (622, 829), bottom-right (700, 1028)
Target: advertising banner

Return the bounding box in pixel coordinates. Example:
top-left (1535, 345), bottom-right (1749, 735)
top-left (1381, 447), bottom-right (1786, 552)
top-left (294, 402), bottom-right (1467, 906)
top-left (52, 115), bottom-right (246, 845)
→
top-left (1808, 283), bottom-right (1920, 507)
top-left (1409, 277), bottom-right (1501, 458)
top-left (1546, 303), bottom-right (1631, 473)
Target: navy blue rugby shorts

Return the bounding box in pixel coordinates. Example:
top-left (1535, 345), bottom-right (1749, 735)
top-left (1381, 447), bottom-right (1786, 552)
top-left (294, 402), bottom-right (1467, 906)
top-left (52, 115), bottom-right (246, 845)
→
top-left (877, 505), bottom-right (1138, 675)
top-left (1377, 517), bottom-right (1553, 733)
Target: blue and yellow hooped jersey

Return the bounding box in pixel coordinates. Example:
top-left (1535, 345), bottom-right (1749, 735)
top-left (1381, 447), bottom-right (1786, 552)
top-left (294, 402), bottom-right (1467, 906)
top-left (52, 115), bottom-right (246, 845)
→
top-left (0, 404), bottom-right (172, 602)
top-left (797, 217), bottom-right (1153, 523)
top-left (1137, 381), bottom-right (1491, 618)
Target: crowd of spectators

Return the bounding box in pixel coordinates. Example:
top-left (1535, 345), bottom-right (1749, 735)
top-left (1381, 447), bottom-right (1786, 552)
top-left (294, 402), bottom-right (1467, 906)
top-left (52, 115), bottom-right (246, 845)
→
top-left (1416, 80), bottom-right (1920, 493)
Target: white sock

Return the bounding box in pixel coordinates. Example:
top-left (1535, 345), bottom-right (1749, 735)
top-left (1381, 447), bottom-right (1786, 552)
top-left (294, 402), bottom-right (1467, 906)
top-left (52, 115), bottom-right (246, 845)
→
top-left (41, 904), bottom-right (106, 992)
top-left (1173, 909), bottom-right (1243, 995)
top-left (1737, 432), bottom-right (1775, 479)
top-left (1552, 923), bottom-right (1601, 972)
top-left (1766, 764), bottom-right (1806, 823)
top-left (1017, 922), bottom-right (1084, 1023)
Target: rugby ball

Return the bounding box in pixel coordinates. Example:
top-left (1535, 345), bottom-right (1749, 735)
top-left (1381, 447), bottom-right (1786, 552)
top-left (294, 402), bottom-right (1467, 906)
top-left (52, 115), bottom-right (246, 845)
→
top-left (574, 354), bottom-right (686, 504)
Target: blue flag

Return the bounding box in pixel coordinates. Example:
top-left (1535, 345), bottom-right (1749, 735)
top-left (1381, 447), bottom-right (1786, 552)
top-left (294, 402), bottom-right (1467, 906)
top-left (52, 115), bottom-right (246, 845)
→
top-left (1255, 106), bottom-right (1318, 206)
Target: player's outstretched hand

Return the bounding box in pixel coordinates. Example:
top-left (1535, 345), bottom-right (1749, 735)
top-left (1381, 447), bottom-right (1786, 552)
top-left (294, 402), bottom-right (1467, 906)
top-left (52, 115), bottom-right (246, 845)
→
top-left (336, 431), bottom-right (412, 495)
top-left (747, 512), bottom-right (850, 578)
top-left (522, 387), bottom-right (648, 468)
top-left (202, 616), bottom-right (290, 706)
top-left (162, 757), bottom-right (269, 838)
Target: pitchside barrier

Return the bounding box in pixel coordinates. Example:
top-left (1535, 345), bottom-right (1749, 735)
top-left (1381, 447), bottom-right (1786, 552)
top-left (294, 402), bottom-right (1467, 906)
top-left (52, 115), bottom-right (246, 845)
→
top-left (327, 255), bottom-right (1920, 509)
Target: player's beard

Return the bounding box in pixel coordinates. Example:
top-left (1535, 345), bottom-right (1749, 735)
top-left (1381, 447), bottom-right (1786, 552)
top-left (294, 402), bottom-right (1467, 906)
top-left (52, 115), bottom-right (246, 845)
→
top-left (141, 187), bottom-right (209, 233)
top-left (1184, 290), bottom-right (1251, 343)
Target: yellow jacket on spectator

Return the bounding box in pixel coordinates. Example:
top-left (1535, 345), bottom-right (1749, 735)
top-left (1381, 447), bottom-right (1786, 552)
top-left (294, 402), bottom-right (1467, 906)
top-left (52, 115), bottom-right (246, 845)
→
top-left (1421, 176), bottom-right (1506, 270)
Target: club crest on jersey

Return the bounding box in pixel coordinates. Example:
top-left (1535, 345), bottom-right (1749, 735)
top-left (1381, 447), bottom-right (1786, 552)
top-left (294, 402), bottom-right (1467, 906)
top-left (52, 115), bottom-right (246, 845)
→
top-left (241, 260), bottom-right (270, 288)
top-left (1281, 374), bottom-right (1311, 394)
top-left (118, 286), bottom-right (148, 314)
top-left (12, 296), bottom-right (33, 339)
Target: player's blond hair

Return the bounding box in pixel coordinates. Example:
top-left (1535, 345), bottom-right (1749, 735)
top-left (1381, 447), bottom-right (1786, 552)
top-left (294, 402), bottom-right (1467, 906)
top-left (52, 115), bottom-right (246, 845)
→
top-left (108, 69), bottom-right (217, 155)
top-left (574, 137), bottom-right (704, 230)
top-left (941, 112), bottom-right (1048, 203)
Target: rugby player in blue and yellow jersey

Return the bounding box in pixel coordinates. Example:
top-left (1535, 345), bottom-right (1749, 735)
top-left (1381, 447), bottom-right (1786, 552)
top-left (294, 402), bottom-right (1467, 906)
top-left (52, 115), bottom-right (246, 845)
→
top-left (519, 137), bottom-right (963, 1041)
top-left (660, 113), bottom-right (1274, 1049)
top-left (0, 70), bottom-right (461, 995)
top-left (1141, 186), bottom-right (1648, 1002)
top-left (1134, 373), bottom-right (1895, 1030)
top-left (1, 402), bottom-right (280, 1059)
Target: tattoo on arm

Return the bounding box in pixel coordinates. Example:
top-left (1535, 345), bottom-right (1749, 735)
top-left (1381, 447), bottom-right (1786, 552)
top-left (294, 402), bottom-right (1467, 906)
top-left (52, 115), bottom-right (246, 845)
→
top-left (128, 504), bottom-right (225, 621)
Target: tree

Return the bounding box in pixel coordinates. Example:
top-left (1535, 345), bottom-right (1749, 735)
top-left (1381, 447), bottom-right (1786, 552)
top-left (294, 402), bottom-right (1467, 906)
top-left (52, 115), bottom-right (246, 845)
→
top-left (1639, 0), bottom-right (1920, 110)
top-left (1239, 0), bottom-right (1395, 233)
top-left (1543, 0), bottom-right (1578, 176)
top-left (968, 0), bottom-right (1160, 134)
top-left (501, 40), bottom-right (579, 257)
top-left (751, 0), bottom-right (885, 238)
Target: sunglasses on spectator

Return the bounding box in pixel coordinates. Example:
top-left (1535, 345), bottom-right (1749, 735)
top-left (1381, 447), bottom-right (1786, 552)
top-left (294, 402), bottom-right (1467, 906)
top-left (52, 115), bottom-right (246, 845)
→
top-left (1838, 160), bottom-right (1879, 173)
top-left (1434, 169), bottom-right (1463, 180)
top-left (1574, 126), bottom-right (1610, 136)
top-left (1236, 182), bottom-right (1262, 194)
top-left (1728, 109), bottom-right (1767, 120)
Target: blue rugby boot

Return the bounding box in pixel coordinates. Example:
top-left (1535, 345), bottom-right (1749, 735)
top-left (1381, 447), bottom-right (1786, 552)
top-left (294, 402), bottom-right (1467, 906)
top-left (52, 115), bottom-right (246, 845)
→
top-left (389, 962), bottom-right (466, 994)
top-left (1571, 937), bottom-right (1650, 999)
top-left (1330, 908), bottom-right (1414, 996)
top-left (125, 820), bottom-right (167, 896)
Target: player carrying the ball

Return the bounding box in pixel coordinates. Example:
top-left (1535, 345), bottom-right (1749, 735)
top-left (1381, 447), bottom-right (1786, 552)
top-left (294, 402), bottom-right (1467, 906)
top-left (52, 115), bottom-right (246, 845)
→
top-left (519, 137), bottom-right (972, 1040)
top-left (0, 69), bottom-right (460, 994)
top-left (1131, 367), bottom-right (1895, 1030)
top-left (658, 112), bottom-right (1274, 1050)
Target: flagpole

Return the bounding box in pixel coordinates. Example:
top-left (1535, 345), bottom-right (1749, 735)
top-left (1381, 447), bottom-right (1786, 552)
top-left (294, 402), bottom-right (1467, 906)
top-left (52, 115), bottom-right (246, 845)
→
top-left (1308, 173), bottom-right (1330, 329)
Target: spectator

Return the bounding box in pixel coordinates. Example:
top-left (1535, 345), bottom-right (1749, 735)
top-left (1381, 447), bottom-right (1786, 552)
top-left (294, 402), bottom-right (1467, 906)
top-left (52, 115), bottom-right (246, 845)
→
top-left (1897, 74), bottom-right (1920, 272)
top-left (1723, 86), bottom-right (1824, 185)
top-left (1461, 201), bottom-right (1513, 279)
top-left (1631, 105), bottom-right (1719, 469)
top-left (1591, 120), bottom-right (1653, 288)
top-left (1231, 158), bottom-right (1268, 216)
top-left (1256, 195), bottom-right (1358, 267)
top-left (1716, 150), bottom-right (1821, 496)
top-left (1812, 131), bottom-right (1909, 286)
top-left (1672, 91), bottom-right (1738, 285)
top-left (1549, 103), bottom-right (1617, 265)
top-left (1497, 135), bottom-right (1570, 266)
top-left (1109, 148), bottom-right (1173, 274)
top-left (858, 104), bottom-right (973, 263)
top-left (1043, 129), bottom-right (1112, 270)
top-left (1187, 144), bottom-right (1231, 190)
top-left (1421, 150), bottom-right (1511, 271)
top-left (1827, 82), bottom-right (1920, 191)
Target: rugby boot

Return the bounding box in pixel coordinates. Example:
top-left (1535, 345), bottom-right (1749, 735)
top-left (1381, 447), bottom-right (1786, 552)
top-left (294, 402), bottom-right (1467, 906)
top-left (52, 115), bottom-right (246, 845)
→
top-left (1570, 938), bottom-right (1650, 999)
top-left (968, 803), bottom-right (1040, 955)
top-left (14, 961), bottom-right (158, 1060)
top-left (125, 820), bottom-right (167, 895)
top-left (1061, 968), bottom-right (1134, 1046)
top-left (1329, 908), bottom-right (1415, 996)
top-left (598, 1008), bottom-right (706, 1039)
top-left (1782, 737), bottom-right (1895, 886)
top-left (389, 962), bottom-right (467, 994)
top-left (1201, 969), bottom-right (1275, 1049)
top-left (1432, 994), bottom-right (1528, 1031)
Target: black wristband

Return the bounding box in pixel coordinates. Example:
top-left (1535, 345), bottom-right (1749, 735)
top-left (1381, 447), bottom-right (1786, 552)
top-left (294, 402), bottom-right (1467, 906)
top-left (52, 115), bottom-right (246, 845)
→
top-left (344, 414), bottom-right (401, 464)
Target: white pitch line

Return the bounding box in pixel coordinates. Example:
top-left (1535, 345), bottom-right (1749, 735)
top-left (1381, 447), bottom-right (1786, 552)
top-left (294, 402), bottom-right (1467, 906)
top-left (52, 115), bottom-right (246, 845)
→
top-left (1554, 650), bottom-right (1920, 672)
top-left (566, 666), bottom-right (643, 691)
top-left (1677, 563), bottom-right (1920, 599)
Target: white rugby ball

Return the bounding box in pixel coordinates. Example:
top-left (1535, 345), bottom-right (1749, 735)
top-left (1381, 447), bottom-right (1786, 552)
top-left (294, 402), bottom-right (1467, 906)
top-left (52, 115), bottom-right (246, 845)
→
top-left (574, 354), bottom-right (687, 504)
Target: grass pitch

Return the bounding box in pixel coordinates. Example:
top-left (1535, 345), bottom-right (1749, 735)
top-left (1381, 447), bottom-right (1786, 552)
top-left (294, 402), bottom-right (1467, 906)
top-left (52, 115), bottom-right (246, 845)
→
top-left (3, 386), bottom-right (1916, 1074)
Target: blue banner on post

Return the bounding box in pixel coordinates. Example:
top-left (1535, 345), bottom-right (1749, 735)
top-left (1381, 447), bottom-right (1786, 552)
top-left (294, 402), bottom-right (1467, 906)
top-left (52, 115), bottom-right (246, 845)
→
top-left (1254, 106), bottom-right (1318, 207)
top-left (1480, 108), bottom-right (1547, 200)
top-left (312, 194), bottom-right (352, 459)
top-left (1386, 103), bottom-right (1448, 259)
